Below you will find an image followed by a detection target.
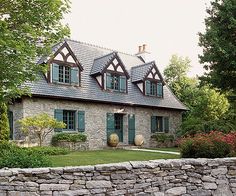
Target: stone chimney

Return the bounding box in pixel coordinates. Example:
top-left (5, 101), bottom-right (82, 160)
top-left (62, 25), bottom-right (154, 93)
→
top-left (135, 44), bottom-right (150, 62)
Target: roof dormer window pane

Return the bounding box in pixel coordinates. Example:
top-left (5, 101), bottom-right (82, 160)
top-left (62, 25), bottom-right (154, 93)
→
top-left (106, 73), bottom-right (127, 93)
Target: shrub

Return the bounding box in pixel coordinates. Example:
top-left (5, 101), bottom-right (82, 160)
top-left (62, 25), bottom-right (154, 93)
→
top-left (0, 141), bottom-right (52, 168)
top-left (0, 103), bottom-right (10, 141)
top-left (26, 146), bottom-right (70, 156)
top-left (180, 131), bottom-right (231, 158)
top-left (152, 133), bottom-right (175, 143)
top-left (52, 133), bottom-right (87, 146)
top-left (0, 149), bottom-right (51, 168)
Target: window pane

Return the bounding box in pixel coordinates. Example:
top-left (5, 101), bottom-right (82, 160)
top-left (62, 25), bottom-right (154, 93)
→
top-left (65, 66), bottom-right (70, 83)
top-left (63, 110), bottom-right (75, 130)
top-left (59, 65), bottom-right (64, 82)
top-left (150, 82), bottom-right (156, 96)
top-left (114, 76), bottom-right (119, 90)
top-left (157, 117), bottom-right (163, 132)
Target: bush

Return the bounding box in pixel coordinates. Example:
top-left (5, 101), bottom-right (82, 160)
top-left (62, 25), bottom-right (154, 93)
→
top-left (52, 133), bottom-right (87, 146)
top-left (180, 131), bottom-right (231, 158)
top-left (0, 142), bottom-right (52, 168)
top-left (0, 149), bottom-right (51, 168)
top-left (26, 146), bottom-right (70, 156)
top-left (152, 133), bottom-right (175, 143)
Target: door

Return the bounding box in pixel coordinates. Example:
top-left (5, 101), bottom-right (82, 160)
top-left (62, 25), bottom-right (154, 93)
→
top-left (114, 114), bottom-right (123, 142)
top-left (106, 113), bottom-right (123, 143)
top-left (128, 114), bottom-right (135, 144)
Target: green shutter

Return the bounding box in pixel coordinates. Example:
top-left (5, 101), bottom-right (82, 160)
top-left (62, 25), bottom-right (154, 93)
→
top-left (151, 116), bottom-right (157, 133)
top-left (145, 80), bottom-right (151, 95)
top-left (71, 67), bottom-right (79, 84)
top-left (78, 111), bottom-right (85, 132)
top-left (128, 114), bottom-right (135, 144)
top-left (119, 76), bottom-right (126, 92)
top-left (164, 117), bottom-right (169, 133)
top-left (106, 73), bottom-right (112, 89)
top-left (107, 113), bottom-right (115, 140)
top-left (157, 83), bottom-right (163, 97)
top-left (54, 109), bottom-right (63, 132)
top-left (52, 63), bottom-right (59, 82)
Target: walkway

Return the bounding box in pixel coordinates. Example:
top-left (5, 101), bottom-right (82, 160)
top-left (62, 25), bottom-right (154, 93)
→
top-left (130, 148), bottom-right (180, 155)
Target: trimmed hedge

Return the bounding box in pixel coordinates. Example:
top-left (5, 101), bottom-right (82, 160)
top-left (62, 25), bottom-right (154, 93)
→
top-left (52, 133), bottom-right (87, 146)
top-left (25, 146), bottom-right (70, 156)
top-left (152, 133), bottom-right (175, 143)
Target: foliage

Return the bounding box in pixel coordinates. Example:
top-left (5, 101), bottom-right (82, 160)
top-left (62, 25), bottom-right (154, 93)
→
top-left (152, 133), bottom-right (174, 143)
top-left (0, 103), bottom-right (10, 141)
top-left (199, 0), bottom-right (236, 92)
top-left (0, 0), bottom-right (70, 102)
top-left (180, 131), bottom-right (232, 158)
top-left (0, 141), bottom-right (51, 168)
top-left (51, 132), bottom-right (87, 145)
top-left (26, 146), bottom-right (70, 156)
top-left (18, 113), bottom-right (66, 146)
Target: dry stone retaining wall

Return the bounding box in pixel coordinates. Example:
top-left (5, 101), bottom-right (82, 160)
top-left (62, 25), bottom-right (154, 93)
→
top-left (0, 158), bottom-right (236, 195)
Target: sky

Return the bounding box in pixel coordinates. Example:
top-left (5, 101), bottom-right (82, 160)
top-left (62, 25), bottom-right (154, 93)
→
top-left (63, 0), bottom-right (212, 77)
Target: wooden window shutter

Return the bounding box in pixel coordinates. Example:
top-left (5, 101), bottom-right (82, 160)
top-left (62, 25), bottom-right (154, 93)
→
top-left (128, 114), bottom-right (135, 130)
top-left (71, 67), bottom-right (79, 84)
top-left (54, 109), bottom-right (63, 132)
top-left (52, 63), bottom-right (59, 82)
top-left (106, 73), bottom-right (112, 89)
top-left (164, 117), bottom-right (169, 133)
top-left (145, 80), bottom-right (151, 95)
top-left (157, 83), bottom-right (163, 97)
top-left (119, 76), bottom-right (126, 92)
top-left (78, 111), bottom-right (85, 132)
top-left (151, 116), bottom-right (157, 133)
top-left (106, 113), bottom-right (115, 131)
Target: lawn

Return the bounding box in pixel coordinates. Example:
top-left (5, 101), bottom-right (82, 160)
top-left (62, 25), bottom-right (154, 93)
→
top-left (150, 147), bottom-right (180, 152)
top-left (50, 149), bottom-right (180, 167)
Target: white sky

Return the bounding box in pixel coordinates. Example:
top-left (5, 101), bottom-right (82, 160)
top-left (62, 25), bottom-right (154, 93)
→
top-left (63, 0), bottom-right (212, 77)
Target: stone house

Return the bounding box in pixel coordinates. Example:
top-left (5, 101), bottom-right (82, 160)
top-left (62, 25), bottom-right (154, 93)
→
top-left (9, 39), bottom-right (187, 149)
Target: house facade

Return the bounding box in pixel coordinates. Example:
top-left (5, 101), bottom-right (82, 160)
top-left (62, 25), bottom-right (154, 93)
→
top-left (9, 39), bottom-right (187, 149)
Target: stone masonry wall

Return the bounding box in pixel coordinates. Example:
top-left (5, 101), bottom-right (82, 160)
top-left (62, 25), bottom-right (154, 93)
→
top-left (0, 158), bottom-right (236, 196)
top-left (9, 97), bottom-right (182, 149)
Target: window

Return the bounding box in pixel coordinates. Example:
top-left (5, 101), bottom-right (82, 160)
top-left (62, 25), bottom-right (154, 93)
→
top-left (145, 80), bottom-right (163, 97)
top-left (54, 109), bottom-right (85, 132)
top-left (151, 116), bottom-right (169, 133)
top-left (63, 110), bottom-right (75, 130)
top-left (106, 73), bottom-right (126, 93)
top-left (52, 63), bottom-right (79, 85)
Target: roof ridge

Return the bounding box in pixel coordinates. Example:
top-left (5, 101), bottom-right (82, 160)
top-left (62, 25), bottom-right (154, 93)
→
top-left (64, 38), bottom-right (139, 58)
top-left (131, 61), bottom-right (154, 69)
top-left (93, 51), bottom-right (115, 61)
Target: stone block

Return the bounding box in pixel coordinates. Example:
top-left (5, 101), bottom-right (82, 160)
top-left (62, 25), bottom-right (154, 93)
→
top-left (40, 184), bottom-right (70, 191)
top-left (86, 180), bottom-right (112, 189)
top-left (211, 166), bottom-right (228, 176)
top-left (202, 175), bottom-right (216, 182)
top-left (165, 187), bottom-right (186, 195)
top-left (203, 182), bottom-right (217, 190)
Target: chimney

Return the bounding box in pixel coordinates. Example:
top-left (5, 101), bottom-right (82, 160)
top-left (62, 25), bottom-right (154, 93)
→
top-left (135, 44), bottom-right (150, 62)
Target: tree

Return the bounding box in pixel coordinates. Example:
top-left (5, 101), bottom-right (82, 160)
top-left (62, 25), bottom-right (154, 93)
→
top-left (18, 113), bottom-right (66, 146)
top-left (199, 0), bottom-right (236, 92)
top-left (0, 103), bottom-right (10, 141)
top-left (0, 0), bottom-right (70, 102)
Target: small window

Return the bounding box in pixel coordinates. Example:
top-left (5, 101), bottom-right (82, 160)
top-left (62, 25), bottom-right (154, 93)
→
top-left (106, 73), bottom-right (126, 93)
top-left (151, 116), bottom-right (169, 133)
top-left (52, 63), bottom-right (79, 85)
top-left (145, 80), bottom-right (163, 97)
top-left (63, 110), bottom-right (76, 131)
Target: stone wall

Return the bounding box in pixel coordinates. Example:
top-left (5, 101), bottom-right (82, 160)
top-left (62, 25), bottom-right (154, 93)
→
top-left (9, 97), bottom-right (182, 149)
top-left (0, 158), bottom-right (236, 196)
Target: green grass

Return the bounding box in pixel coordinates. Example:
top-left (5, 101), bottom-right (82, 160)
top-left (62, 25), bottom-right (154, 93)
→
top-left (50, 149), bottom-right (180, 167)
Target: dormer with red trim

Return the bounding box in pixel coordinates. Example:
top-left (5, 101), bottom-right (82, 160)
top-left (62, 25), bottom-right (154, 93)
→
top-left (90, 52), bottom-right (130, 93)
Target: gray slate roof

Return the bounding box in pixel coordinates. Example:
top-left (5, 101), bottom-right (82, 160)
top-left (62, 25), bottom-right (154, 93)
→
top-left (26, 39), bottom-right (187, 110)
top-left (90, 52), bottom-right (115, 75)
top-left (131, 61), bottom-right (154, 82)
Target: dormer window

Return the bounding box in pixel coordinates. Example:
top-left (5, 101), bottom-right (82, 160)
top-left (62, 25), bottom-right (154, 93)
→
top-left (131, 61), bottom-right (165, 98)
top-left (106, 73), bottom-right (126, 92)
top-left (47, 42), bottom-right (83, 86)
top-left (90, 52), bottom-right (130, 93)
top-left (145, 80), bottom-right (163, 97)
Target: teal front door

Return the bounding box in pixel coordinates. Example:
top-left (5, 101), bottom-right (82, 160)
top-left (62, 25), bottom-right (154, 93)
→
top-left (107, 113), bottom-right (123, 142)
top-left (128, 114), bottom-right (135, 144)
